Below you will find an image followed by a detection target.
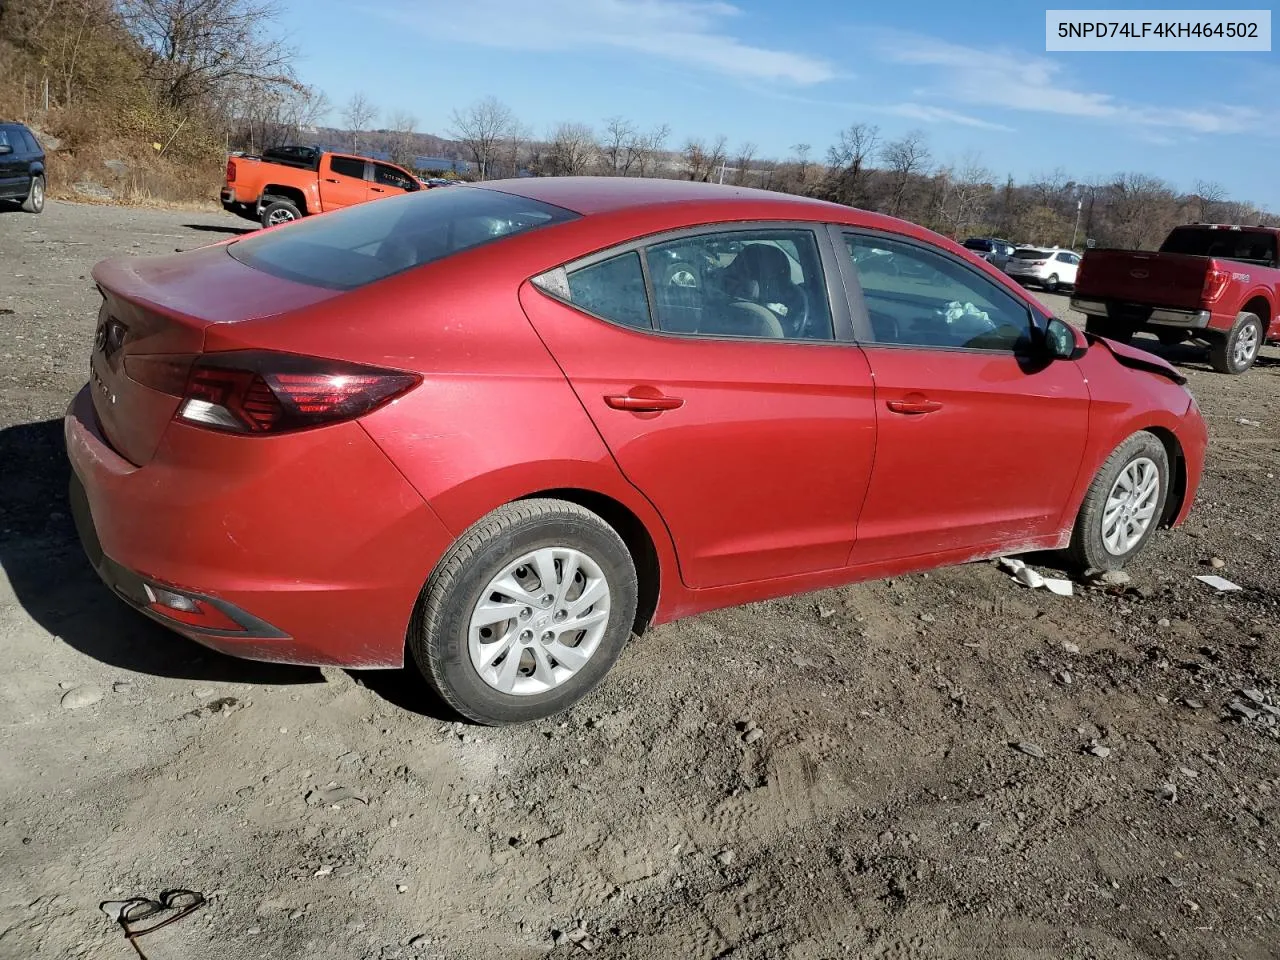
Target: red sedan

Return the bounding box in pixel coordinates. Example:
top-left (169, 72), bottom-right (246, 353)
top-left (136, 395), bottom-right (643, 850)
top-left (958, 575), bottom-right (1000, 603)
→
top-left (66, 178), bottom-right (1207, 724)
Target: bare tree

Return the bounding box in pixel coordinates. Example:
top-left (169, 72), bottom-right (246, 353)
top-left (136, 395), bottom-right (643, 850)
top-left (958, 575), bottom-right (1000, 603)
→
top-left (634, 124), bottom-right (670, 177)
top-left (706, 135), bottom-right (728, 183)
top-left (936, 153), bottom-right (993, 237)
top-left (388, 109), bottom-right (418, 167)
top-left (790, 142), bottom-right (812, 186)
top-left (449, 96), bottom-right (516, 180)
top-left (1108, 172), bottom-right (1177, 249)
top-left (120, 0), bottom-right (297, 109)
top-left (600, 116), bottom-right (637, 175)
top-left (682, 138), bottom-right (709, 181)
top-left (545, 122), bottom-right (596, 176)
top-left (822, 122), bottom-right (879, 206)
top-left (1192, 179), bottom-right (1228, 222)
top-left (341, 92), bottom-right (377, 152)
top-left (732, 142), bottom-right (756, 186)
top-left (881, 131), bottom-right (931, 217)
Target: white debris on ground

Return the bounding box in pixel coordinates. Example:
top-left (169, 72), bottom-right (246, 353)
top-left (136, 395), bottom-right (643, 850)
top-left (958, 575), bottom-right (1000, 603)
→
top-left (997, 557), bottom-right (1074, 596)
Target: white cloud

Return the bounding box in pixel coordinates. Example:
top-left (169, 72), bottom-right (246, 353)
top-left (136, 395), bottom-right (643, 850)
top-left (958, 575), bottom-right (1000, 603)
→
top-left (880, 103), bottom-right (1013, 131)
top-left (879, 33), bottom-right (1261, 135)
top-left (383, 0), bottom-right (836, 85)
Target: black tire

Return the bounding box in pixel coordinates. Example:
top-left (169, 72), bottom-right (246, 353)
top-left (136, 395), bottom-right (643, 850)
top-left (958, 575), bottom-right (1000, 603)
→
top-left (259, 197), bottom-right (301, 228)
top-left (21, 174), bottom-right (45, 213)
top-left (1208, 311), bottom-right (1262, 374)
top-left (409, 499), bottom-right (638, 725)
top-left (1043, 273), bottom-right (1059, 292)
top-left (1083, 316), bottom-right (1133, 344)
top-left (1066, 431), bottom-right (1170, 573)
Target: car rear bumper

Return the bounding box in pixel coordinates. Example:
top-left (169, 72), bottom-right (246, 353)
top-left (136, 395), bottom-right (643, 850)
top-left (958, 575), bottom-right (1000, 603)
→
top-left (1071, 298), bottom-right (1212, 329)
top-left (64, 384), bottom-right (453, 667)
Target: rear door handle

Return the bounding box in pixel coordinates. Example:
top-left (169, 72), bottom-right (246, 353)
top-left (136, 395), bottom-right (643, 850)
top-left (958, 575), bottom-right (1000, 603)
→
top-left (323, 177), bottom-right (340, 183)
top-left (886, 398), bottom-right (942, 415)
top-left (371, 186), bottom-right (386, 193)
top-left (604, 393), bottom-right (684, 413)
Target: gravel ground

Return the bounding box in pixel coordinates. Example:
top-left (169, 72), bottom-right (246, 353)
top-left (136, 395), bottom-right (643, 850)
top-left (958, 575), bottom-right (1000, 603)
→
top-left (2, 200), bottom-right (1279, 960)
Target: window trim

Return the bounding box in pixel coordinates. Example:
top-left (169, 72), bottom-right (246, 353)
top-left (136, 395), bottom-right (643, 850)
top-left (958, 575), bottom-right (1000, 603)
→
top-left (833, 225), bottom-right (1045, 356)
top-left (533, 221), bottom-right (856, 346)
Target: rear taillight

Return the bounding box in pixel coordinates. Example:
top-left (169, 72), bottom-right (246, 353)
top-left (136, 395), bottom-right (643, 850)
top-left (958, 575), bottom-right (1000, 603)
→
top-left (1202, 267), bottom-right (1231, 303)
top-left (226, 159), bottom-right (236, 183)
top-left (125, 350), bottom-right (420, 434)
top-left (1074, 258), bottom-right (1087, 286)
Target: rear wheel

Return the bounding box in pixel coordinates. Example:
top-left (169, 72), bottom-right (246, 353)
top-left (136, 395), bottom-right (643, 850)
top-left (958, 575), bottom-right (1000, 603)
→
top-left (1043, 273), bottom-right (1060, 292)
top-left (1066, 431), bottom-right (1169, 573)
top-left (259, 197), bottom-right (301, 228)
top-left (1208, 311), bottom-right (1262, 374)
top-left (21, 175), bottom-right (44, 213)
top-left (1084, 316), bottom-right (1133, 344)
top-left (409, 499), bottom-right (638, 725)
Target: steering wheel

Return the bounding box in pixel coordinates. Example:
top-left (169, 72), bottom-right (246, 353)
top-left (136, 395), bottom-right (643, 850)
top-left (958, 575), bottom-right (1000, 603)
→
top-left (768, 284), bottom-right (810, 338)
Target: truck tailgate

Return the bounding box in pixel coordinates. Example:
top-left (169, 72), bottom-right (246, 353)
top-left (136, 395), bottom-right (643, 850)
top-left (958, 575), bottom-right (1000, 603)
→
top-left (1077, 250), bottom-right (1209, 308)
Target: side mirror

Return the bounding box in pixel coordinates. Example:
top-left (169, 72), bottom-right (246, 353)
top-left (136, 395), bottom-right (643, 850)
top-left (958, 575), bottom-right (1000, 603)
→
top-left (1041, 317), bottom-right (1078, 359)
top-left (0, 144), bottom-right (12, 155)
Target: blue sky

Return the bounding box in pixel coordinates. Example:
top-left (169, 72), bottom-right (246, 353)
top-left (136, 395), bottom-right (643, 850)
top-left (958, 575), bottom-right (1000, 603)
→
top-left (277, 0), bottom-right (1279, 209)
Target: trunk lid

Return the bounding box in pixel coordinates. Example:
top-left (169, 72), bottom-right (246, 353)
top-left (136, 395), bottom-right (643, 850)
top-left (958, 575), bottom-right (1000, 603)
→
top-left (1075, 250), bottom-right (1209, 308)
top-left (89, 244), bottom-right (339, 465)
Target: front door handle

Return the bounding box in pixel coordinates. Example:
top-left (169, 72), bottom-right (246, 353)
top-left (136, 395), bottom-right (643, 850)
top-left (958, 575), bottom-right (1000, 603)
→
top-left (886, 398), bottom-right (942, 415)
top-left (323, 177), bottom-right (340, 183)
top-left (604, 393), bottom-right (684, 413)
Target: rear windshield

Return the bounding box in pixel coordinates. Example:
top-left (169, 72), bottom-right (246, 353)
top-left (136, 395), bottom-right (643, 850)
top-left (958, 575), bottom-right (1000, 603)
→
top-left (1011, 249), bottom-right (1049, 260)
top-left (1159, 227), bottom-right (1277, 265)
top-left (963, 239), bottom-right (993, 251)
top-left (229, 187), bottom-right (578, 290)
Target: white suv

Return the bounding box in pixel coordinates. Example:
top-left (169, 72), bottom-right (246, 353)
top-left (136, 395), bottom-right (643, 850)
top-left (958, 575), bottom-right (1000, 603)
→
top-left (1005, 247), bottom-right (1080, 292)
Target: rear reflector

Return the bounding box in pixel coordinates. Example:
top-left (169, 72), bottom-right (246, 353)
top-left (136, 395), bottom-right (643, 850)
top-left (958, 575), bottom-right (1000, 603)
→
top-left (144, 584), bottom-right (244, 632)
top-left (126, 350), bottom-right (420, 434)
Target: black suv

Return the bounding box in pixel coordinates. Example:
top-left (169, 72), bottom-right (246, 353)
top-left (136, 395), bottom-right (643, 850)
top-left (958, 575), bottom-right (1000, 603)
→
top-left (0, 122), bottom-right (46, 214)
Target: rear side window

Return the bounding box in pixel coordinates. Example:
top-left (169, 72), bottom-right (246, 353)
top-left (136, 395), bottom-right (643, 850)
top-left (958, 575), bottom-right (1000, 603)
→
top-left (566, 253), bottom-right (651, 329)
top-left (229, 187), bottom-right (578, 290)
top-left (329, 156), bottom-right (365, 179)
top-left (1160, 227), bottom-right (1277, 264)
top-left (20, 129), bottom-right (40, 153)
top-left (374, 163), bottom-right (416, 190)
top-left (0, 127), bottom-right (12, 148)
top-left (963, 239), bottom-right (993, 252)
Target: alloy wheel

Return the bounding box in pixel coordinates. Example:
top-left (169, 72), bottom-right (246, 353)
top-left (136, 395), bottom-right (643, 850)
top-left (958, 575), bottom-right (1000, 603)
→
top-left (1101, 457), bottom-right (1160, 555)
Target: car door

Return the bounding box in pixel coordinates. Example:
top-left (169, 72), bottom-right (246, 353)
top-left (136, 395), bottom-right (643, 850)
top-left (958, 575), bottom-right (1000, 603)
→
top-left (520, 225), bottom-right (878, 589)
top-left (836, 229), bottom-right (1091, 564)
top-left (318, 155), bottom-right (370, 210)
top-left (369, 162), bottom-right (418, 200)
top-left (0, 126), bottom-right (25, 198)
top-left (1057, 252), bottom-right (1080, 285)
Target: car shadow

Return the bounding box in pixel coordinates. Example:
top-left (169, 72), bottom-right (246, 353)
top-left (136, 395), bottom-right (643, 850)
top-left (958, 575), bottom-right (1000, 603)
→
top-left (183, 223), bottom-right (255, 236)
top-left (1123, 334), bottom-right (1280, 372)
top-left (0, 417), bottom-right (318, 685)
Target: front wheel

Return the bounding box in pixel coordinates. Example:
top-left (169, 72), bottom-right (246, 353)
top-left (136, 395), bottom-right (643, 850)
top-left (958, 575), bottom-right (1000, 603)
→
top-left (1208, 311), bottom-right (1262, 374)
top-left (409, 499), bottom-right (638, 725)
top-left (21, 174), bottom-right (44, 213)
top-left (1043, 273), bottom-right (1059, 292)
top-left (1066, 431), bottom-right (1169, 573)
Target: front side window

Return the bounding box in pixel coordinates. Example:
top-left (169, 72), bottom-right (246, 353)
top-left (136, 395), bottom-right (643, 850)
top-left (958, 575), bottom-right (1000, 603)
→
top-left (230, 186), bottom-right (578, 290)
top-left (845, 233), bottom-right (1033, 352)
top-left (644, 229), bottom-right (833, 340)
top-left (374, 163), bottom-right (417, 191)
top-left (564, 252), bottom-right (651, 329)
top-left (328, 156), bottom-right (366, 180)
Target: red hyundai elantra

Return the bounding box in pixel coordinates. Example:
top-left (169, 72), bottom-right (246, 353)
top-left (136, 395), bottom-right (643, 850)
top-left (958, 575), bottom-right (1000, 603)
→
top-left (66, 178), bottom-right (1207, 724)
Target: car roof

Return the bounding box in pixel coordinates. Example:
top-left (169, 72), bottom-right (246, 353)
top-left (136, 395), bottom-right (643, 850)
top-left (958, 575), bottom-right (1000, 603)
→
top-left (478, 175), bottom-right (851, 218)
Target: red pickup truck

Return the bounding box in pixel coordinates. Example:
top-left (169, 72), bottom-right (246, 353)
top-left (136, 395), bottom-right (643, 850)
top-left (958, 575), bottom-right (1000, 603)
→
top-left (1071, 224), bottom-right (1280, 374)
top-left (221, 145), bottom-right (421, 229)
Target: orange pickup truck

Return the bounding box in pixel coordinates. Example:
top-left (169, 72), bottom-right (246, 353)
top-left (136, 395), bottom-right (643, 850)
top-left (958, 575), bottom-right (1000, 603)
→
top-left (221, 146), bottom-right (421, 228)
